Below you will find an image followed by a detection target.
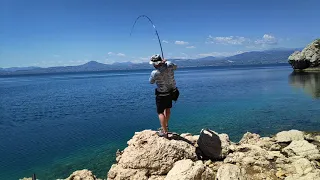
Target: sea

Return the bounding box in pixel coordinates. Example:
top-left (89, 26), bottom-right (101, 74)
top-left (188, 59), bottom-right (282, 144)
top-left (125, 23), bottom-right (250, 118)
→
top-left (0, 64), bottom-right (319, 179)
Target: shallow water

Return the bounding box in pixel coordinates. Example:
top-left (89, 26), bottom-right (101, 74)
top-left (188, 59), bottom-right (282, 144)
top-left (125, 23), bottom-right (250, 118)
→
top-left (0, 65), bottom-right (319, 179)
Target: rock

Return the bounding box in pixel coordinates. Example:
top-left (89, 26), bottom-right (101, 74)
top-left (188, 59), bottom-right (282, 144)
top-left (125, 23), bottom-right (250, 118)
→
top-left (288, 39), bottom-right (320, 70)
top-left (66, 169), bottom-right (97, 180)
top-left (285, 169), bottom-right (320, 180)
top-left (180, 133), bottom-right (199, 145)
top-left (108, 165), bottom-right (148, 180)
top-left (267, 151), bottom-right (285, 160)
top-left (216, 164), bottom-right (245, 180)
top-left (292, 158), bottom-right (314, 175)
top-left (276, 169), bottom-right (286, 179)
top-left (108, 130), bottom-right (197, 179)
top-left (165, 159), bottom-right (214, 180)
top-left (149, 176), bottom-right (165, 180)
top-left (269, 143), bottom-right (281, 151)
top-left (19, 178), bottom-right (32, 180)
top-left (224, 144), bottom-right (271, 167)
top-left (239, 132), bottom-right (261, 145)
top-left (197, 129), bottom-right (230, 160)
top-left (275, 130), bottom-right (304, 143)
top-left (282, 140), bottom-right (320, 160)
top-left (204, 159), bottom-right (212, 166)
top-left (180, 133), bottom-right (192, 138)
top-left (305, 133), bottom-right (320, 142)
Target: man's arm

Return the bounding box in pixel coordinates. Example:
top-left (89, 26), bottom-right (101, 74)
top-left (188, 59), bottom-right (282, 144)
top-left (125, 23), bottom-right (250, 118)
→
top-left (149, 71), bottom-right (156, 84)
top-left (166, 60), bottom-right (177, 70)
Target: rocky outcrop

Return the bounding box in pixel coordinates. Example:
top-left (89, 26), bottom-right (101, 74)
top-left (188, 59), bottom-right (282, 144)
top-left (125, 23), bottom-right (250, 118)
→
top-left (105, 129), bottom-right (320, 180)
top-left (25, 129), bottom-right (320, 180)
top-left (288, 39), bottom-right (320, 71)
top-left (107, 130), bottom-right (197, 180)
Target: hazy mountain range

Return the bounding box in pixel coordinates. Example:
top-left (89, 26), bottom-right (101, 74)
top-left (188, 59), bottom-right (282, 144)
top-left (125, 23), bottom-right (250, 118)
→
top-left (0, 48), bottom-right (299, 76)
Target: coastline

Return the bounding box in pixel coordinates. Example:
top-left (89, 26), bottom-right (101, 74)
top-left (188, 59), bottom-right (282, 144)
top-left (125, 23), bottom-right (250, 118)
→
top-left (21, 129), bottom-right (320, 180)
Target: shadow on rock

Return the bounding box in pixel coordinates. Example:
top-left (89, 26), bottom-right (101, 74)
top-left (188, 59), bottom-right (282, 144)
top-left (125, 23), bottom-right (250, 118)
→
top-left (167, 133), bottom-right (193, 145)
top-left (289, 71), bottom-right (320, 98)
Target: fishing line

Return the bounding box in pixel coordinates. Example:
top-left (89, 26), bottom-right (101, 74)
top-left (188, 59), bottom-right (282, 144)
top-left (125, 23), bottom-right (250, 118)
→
top-left (130, 15), bottom-right (164, 59)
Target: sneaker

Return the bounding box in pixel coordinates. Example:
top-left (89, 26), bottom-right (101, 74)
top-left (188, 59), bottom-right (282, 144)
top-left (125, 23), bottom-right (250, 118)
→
top-left (157, 128), bottom-right (168, 138)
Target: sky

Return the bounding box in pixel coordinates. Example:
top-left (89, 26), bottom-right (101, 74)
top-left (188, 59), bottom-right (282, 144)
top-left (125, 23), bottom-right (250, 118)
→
top-left (0, 0), bottom-right (319, 68)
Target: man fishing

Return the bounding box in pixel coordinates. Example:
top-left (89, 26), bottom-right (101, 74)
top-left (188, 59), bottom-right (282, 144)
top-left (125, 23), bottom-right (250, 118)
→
top-left (149, 54), bottom-right (179, 138)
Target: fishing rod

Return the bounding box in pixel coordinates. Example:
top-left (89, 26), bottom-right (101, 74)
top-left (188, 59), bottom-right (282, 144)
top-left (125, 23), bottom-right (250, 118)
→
top-left (130, 15), bottom-right (164, 59)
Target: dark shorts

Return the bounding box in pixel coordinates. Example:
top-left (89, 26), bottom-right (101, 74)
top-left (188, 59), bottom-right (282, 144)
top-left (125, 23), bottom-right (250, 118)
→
top-left (156, 95), bottom-right (172, 114)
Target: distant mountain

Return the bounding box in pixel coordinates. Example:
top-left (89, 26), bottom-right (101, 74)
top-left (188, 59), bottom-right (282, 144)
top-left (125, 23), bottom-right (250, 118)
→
top-left (196, 56), bottom-right (217, 61)
top-left (1, 66), bottom-right (41, 72)
top-left (223, 49), bottom-right (295, 65)
top-left (0, 48), bottom-right (296, 76)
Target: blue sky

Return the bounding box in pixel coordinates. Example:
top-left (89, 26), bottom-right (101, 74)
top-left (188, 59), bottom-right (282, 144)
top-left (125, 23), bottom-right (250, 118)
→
top-left (0, 0), bottom-right (319, 68)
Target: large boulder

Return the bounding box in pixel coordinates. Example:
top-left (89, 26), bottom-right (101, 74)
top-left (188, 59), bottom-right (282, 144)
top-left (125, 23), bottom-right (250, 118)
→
top-left (165, 159), bottom-right (214, 180)
top-left (282, 140), bottom-right (320, 160)
top-left (108, 130), bottom-right (197, 179)
top-left (288, 39), bottom-right (320, 70)
top-left (197, 129), bottom-right (230, 160)
top-left (216, 164), bottom-right (245, 180)
top-left (275, 130), bottom-right (305, 143)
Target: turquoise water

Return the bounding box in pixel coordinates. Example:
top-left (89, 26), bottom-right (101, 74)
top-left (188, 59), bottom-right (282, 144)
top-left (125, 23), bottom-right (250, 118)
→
top-left (0, 65), bottom-right (320, 179)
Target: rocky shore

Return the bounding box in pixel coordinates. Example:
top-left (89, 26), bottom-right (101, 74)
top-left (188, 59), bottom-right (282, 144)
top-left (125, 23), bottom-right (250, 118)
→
top-left (21, 129), bottom-right (320, 180)
top-left (288, 39), bottom-right (320, 71)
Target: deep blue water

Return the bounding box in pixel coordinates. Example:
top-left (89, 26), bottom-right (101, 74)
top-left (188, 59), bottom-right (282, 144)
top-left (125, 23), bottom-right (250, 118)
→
top-left (0, 65), bottom-right (320, 180)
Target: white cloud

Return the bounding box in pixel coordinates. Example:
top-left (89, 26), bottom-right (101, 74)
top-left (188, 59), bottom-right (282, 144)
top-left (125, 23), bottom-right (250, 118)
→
top-left (117, 53), bottom-right (126, 57)
top-left (175, 40), bottom-right (189, 45)
top-left (186, 46), bottom-right (196, 49)
top-left (254, 34), bottom-right (278, 45)
top-left (207, 34), bottom-right (278, 47)
top-left (207, 35), bottom-right (249, 45)
top-left (53, 54), bottom-right (60, 58)
top-left (162, 40), bottom-right (169, 43)
top-left (108, 52), bottom-right (126, 57)
top-left (198, 51), bottom-right (245, 57)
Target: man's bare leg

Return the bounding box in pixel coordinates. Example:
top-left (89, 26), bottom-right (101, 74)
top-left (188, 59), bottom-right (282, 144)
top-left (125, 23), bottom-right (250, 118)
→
top-left (158, 113), bottom-right (168, 132)
top-left (164, 108), bottom-right (171, 130)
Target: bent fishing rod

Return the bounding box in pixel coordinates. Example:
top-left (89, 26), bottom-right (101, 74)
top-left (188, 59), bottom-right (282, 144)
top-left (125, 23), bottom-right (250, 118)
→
top-left (130, 15), bottom-right (165, 59)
